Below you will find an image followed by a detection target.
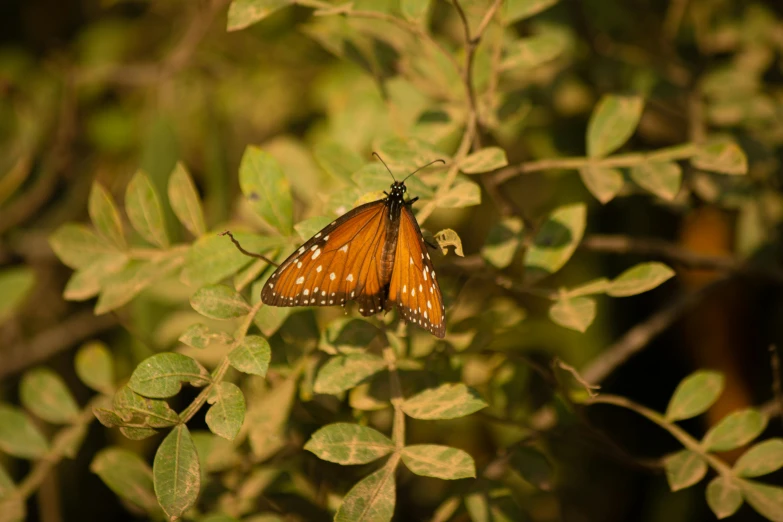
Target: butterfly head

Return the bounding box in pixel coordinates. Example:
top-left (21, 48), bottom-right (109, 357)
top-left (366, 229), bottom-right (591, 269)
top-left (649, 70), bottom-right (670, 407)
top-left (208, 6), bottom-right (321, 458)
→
top-left (389, 181), bottom-right (407, 199)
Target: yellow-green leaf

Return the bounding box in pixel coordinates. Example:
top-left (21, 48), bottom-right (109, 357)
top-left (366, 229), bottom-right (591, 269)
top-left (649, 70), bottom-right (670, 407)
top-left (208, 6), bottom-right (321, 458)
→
top-left (238, 146), bottom-right (293, 235)
top-left (227, 0), bottom-right (292, 32)
top-left (692, 140), bottom-right (748, 175)
top-left (401, 445), bottom-right (476, 479)
top-left (314, 353), bottom-right (386, 395)
top-left (75, 341), bottom-right (115, 394)
top-left (49, 224), bottom-right (119, 269)
top-left (153, 425), bottom-right (201, 520)
top-left (501, 31), bottom-right (568, 70)
top-left (481, 217), bottom-right (524, 269)
top-left (734, 439), bottom-right (783, 477)
top-left (504, 0), bottom-right (558, 22)
top-left (702, 409), bottom-right (767, 452)
top-left (549, 296), bottom-right (596, 332)
top-left (0, 404), bottom-right (49, 459)
top-left (305, 423), bottom-right (394, 465)
top-left (434, 229), bottom-right (463, 257)
top-left (401, 383), bottom-right (487, 420)
top-left (91, 448), bottom-right (159, 516)
top-left (460, 147), bottom-right (508, 174)
top-left (190, 284), bottom-right (251, 320)
top-left (125, 170), bottom-right (169, 248)
top-left (586, 95), bottom-right (644, 158)
top-left (168, 162), bottom-right (206, 237)
top-left (206, 382), bottom-right (246, 441)
top-left (88, 182), bottom-right (126, 249)
top-left (128, 353), bottom-right (210, 398)
top-left (664, 449), bottom-right (707, 492)
top-left (706, 476), bottom-right (743, 519)
top-left (579, 166), bottom-right (623, 204)
top-left (0, 267), bottom-right (35, 323)
top-left (20, 368), bottom-right (80, 424)
top-left (334, 465), bottom-right (396, 522)
top-left (739, 480), bottom-right (783, 522)
top-left (665, 370), bottom-right (724, 422)
top-left (607, 262), bottom-right (675, 297)
top-left (525, 203), bottom-right (586, 282)
top-left (630, 161), bottom-right (682, 200)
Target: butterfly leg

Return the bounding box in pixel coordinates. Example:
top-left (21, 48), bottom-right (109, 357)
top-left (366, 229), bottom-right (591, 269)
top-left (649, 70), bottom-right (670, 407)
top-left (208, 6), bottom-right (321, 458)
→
top-left (425, 239), bottom-right (439, 250)
top-left (405, 197), bottom-right (419, 206)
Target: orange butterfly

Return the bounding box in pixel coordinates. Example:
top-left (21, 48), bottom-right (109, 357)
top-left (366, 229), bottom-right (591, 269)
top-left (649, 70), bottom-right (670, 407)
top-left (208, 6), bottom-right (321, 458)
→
top-left (261, 156), bottom-right (446, 338)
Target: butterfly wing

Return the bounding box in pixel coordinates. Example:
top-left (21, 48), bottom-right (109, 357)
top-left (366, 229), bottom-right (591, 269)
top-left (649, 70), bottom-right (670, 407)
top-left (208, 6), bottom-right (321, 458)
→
top-left (261, 200), bottom-right (390, 315)
top-left (387, 205), bottom-right (446, 338)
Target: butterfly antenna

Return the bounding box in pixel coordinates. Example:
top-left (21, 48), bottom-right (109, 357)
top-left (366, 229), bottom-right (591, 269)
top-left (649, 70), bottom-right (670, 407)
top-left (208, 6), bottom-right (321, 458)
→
top-left (402, 159), bottom-right (446, 182)
top-left (373, 152), bottom-right (396, 181)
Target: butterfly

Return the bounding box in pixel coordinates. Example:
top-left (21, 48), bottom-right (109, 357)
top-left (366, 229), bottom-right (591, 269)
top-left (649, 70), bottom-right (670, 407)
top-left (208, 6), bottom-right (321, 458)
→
top-left (261, 155), bottom-right (447, 338)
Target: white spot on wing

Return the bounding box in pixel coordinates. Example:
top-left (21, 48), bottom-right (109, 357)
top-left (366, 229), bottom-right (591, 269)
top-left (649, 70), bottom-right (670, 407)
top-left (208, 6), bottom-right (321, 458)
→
top-left (339, 244), bottom-right (348, 253)
top-left (296, 276), bottom-right (304, 284)
top-left (330, 272), bottom-right (336, 280)
top-left (317, 265), bottom-right (322, 273)
top-left (312, 249), bottom-right (321, 260)
top-left (346, 274), bottom-right (354, 282)
top-left (315, 232), bottom-right (321, 238)
top-left (303, 289), bottom-right (309, 295)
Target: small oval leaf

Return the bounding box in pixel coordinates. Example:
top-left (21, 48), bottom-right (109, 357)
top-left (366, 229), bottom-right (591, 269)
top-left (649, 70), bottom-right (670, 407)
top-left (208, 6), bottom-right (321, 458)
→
top-left (238, 146), bottom-right (293, 235)
top-left (153, 425), bottom-right (201, 520)
top-left (168, 162), bottom-right (206, 237)
top-left (692, 140), bottom-right (748, 176)
top-left (460, 147), bottom-right (508, 174)
top-left (88, 182), bottom-right (126, 249)
top-left (128, 353), bottom-right (210, 398)
top-left (401, 445), bottom-right (476, 479)
top-left (314, 353), bottom-right (386, 396)
top-left (734, 438), bottom-right (783, 477)
top-left (587, 95), bottom-right (644, 158)
top-left (91, 447), bottom-right (159, 515)
top-left (20, 368), bottom-right (80, 424)
top-left (0, 404), bottom-right (49, 459)
top-left (664, 449), bottom-right (707, 492)
top-left (227, 335), bottom-right (271, 377)
top-left (190, 284), bottom-right (251, 319)
top-left (549, 296), bottom-right (596, 333)
top-left (706, 476), bottom-right (743, 519)
top-left (738, 480), bottom-right (783, 522)
top-left (702, 409), bottom-right (767, 452)
top-left (305, 423), bottom-right (394, 465)
top-left (334, 465), bottom-right (396, 522)
top-left (75, 341), bottom-right (115, 394)
top-left (206, 382), bottom-right (246, 441)
top-left (579, 166), bottom-right (623, 204)
top-left (125, 170), bottom-right (169, 248)
top-left (401, 383), bottom-right (487, 420)
top-left (607, 262), bottom-right (675, 297)
top-left (630, 161), bottom-right (682, 201)
top-left (665, 370), bottom-right (724, 422)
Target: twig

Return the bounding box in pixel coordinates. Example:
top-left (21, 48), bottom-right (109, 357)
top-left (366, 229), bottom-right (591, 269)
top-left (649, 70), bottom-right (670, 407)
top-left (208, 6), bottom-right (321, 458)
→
top-left (382, 342), bottom-right (405, 449)
top-left (770, 345), bottom-right (783, 428)
top-left (493, 143), bottom-right (699, 185)
top-left (1, 311), bottom-right (118, 380)
top-left (554, 359), bottom-right (600, 398)
top-left (580, 234), bottom-right (783, 284)
top-left (586, 393), bottom-right (733, 476)
top-left (179, 299), bottom-right (264, 423)
top-left (220, 231), bottom-right (279, 267)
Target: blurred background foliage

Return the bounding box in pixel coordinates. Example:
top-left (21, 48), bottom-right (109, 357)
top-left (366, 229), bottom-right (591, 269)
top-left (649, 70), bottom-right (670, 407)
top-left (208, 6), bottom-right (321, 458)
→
top-left (2, 0), bottom-right (783, 521)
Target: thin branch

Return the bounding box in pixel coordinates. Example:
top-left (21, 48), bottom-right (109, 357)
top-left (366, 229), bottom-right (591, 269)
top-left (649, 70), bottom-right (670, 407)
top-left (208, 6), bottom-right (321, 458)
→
top-left (220, 231), bottom-right (279, 267)
top-left (493, 143), bottom-right (698, 185)
top-left (580, 234), bottom-right (783, 284)
top-left (662, 0), bottom-right (690, 44)
top-left (382, 342), bottom-right (405, 448)
top-left (586, 393), bottom-right (733, 476)
top-left (0, 311), bottom-right (118, 380)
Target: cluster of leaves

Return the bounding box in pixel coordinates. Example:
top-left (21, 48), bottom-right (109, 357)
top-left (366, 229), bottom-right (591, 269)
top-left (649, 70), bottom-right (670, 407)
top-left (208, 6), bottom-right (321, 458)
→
top-left (3, 0), bottom-right (783, 521)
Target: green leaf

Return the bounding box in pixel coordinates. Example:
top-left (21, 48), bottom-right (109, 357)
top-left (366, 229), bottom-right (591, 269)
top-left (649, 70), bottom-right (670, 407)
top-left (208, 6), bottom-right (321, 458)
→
top-left (734, 439), bottom-right (783, 477)
top-left (508, 446), bottom-right (553, 491)
top-left (190, 284), bottom-right (251, 319)
top-left (294, 216), bottom-right (333, 242)
top-left (434, 229), bottom-right (464, 256)
top-left (314, 353), bottom-right (386, 395)
top-left (63, 253), bottom-right (128, 302)
top-left (460, 148), bottom-right (508, 174)
top-left (402, 383), bottom-right (487, 420)
top-left (630, 161), bottom-right (682, 200)
top-left (665, 370), bottom-right (724, 422)
top-left (702, 409), bottom-right (767, 452)
top-left (738, 480), bottom-right (783, 522)
top-left (88, 182), bottom-right (126, 249)
top-left (49, 224), bottom-right (119, 269)
top-left (401, 445), bottom-right (475, 479)
top-left (227, 0), bottom-right (291, 32)
top-left (334, 465), bottom-right (396, 522)
top-left (113, 386), bottom-right (180, 428)
top-left (0, 404), bottom-right (49, 459)
top-left (436, 179), bottom-right (481, 208)
top-left (75, 341), bottom-right (114, 394)
top-left (586, 95), bottom-right (644, 158)
top-left (238, 146), bottom-right (293, 234)
top-left (305, 423), bottom-right (394, 465)
top-left (168, 162), bottom-right (206, 237)
top-left (664, 450), bottom-right (707, 492)
top-left (504, 0), bottom-right (558, 23)
top-left (374, 137), bottom-right (444, 174)
top-left (128, 353), bottom-right (210, 398)
top-left (206, 382), bottom-right (246, 441)
top-left (524, 203), bottom-right (586, 282)
top-left (179, 323), bottom-right (232, 350)
top-left (481, 217), bottom-right (524, 269)
top-left (563, 277), bottom-right (612, 298)
top-left (91, 448), bottom-right (159, 515)
top-left (607, 262), bottom-right (675, 297)
top-left (578, 166), bottom-right (623, 204)
top-left (0, 267), bottom-right (35, 323)
top-left (181, 232), bottom-right (283, 288)
top-left (313, 141), bottom-right (362, 182)
top-left (125, 170), bottom-right (169, 248)
top-left (501, 31), bottom-right (568, 70)
top-left (95, 252), bottom-right (185, 314)
top-left (246, 377), bottom-right (297, 460)
top-left (227, 335), bottom-right (271, 377)
top-left (20, 368), bottom-right (80, 424)
top-left (692, 140), bottom-right (748, 175)
top-left (153, 424), bottom-right (201, 520)
top-left (352, 163), bottom-right (432, 199)
top-left (706, 476), bottom-right (743, 519)
top-left (549, 296), bottom-right (596, 333)
top-left (120, 427), bottom-right (158, 441)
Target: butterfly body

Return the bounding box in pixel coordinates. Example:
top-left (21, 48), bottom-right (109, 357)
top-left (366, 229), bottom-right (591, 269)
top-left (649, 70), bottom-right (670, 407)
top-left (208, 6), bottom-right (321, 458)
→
top-left (261, 179), bottom-right (445, 338)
